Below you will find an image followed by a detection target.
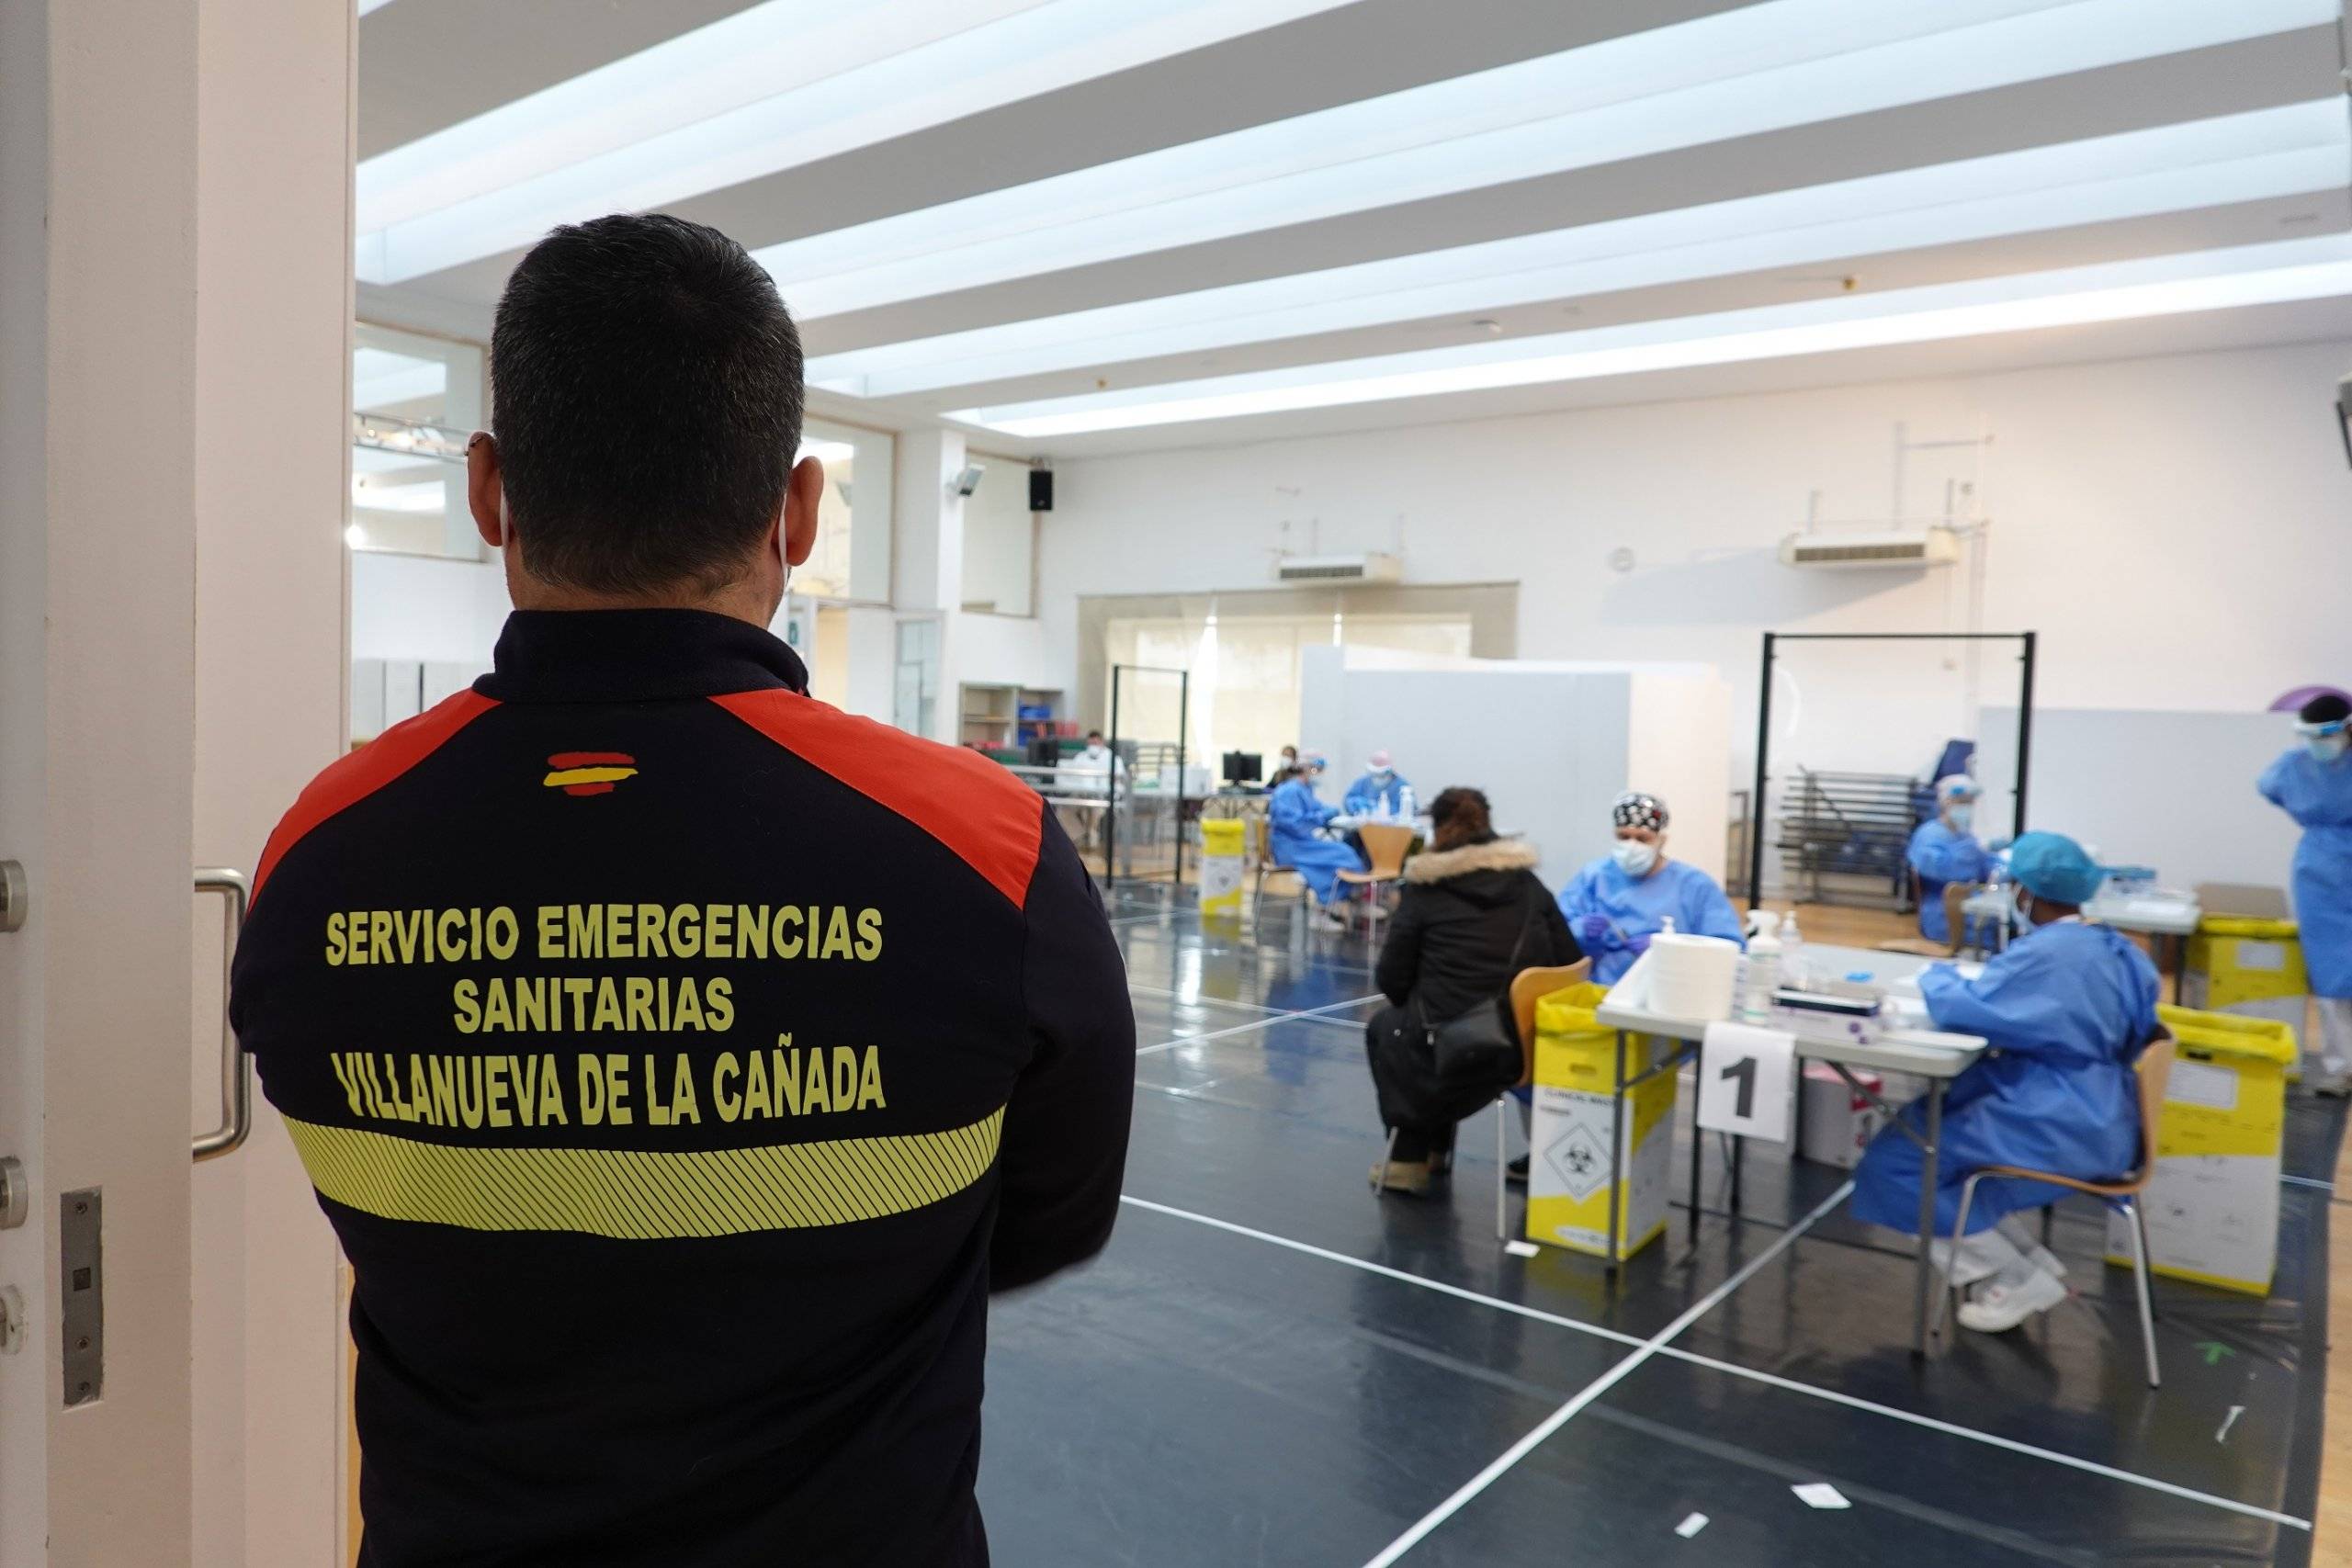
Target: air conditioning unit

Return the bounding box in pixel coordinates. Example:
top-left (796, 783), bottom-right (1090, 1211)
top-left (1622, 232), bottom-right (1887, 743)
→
top-left (1272, 551), bottom-right (1402, 584)
top-left (1778, 526), bottom-right (1961, 570)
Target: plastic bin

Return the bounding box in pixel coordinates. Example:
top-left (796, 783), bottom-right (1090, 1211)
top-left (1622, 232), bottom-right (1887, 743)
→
top-left (2184, 916), bottom-right (2308, 1040)
top-left (2103, 1004), bottom-right (2297, 1295)
top-left (1526, 985), bottom-right (1677, 1258)
top-left (1198, 818), bottom-right (1247, 915)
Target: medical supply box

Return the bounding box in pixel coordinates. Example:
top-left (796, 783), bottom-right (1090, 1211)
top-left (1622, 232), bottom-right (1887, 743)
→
top-left (2104, 1005), bottom-right (2296, 1296)
top-left (1526, 985), bottom-right (1677, 1258)
top-left (1797, 1063), bottom-right (1884, 1170)
top-left (1197, 818), bottom-right (1247, 915)
top-left (2183, 915), bottom-right (2308, 1040)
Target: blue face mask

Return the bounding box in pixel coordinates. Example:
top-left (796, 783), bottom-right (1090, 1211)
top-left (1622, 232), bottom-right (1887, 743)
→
top-left (2308, 733), bottom-right (2348, 764)
top-left (1947, 803), bottom-right (1973, 831)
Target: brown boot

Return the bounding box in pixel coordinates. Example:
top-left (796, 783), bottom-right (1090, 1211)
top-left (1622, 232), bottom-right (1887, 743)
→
top-left (1369, 1158), bottom-right (1432, 1196)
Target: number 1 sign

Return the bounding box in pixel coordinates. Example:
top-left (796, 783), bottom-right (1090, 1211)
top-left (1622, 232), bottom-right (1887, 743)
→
top-left (1696, 1021), bottom-right (1797, 1144)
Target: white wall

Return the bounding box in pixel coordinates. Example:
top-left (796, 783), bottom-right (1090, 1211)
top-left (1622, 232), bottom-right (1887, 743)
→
top-left (352, 550), bottom-right (508, 670)
top-left (1979, 707), bottom-right (2305, 899)
top-left (1297, 646), bottom-right (1728, 890)
top-left (1038, 340), bottom-right (2352, 833)
top-left (961, 458), bottom-right (1035, 616)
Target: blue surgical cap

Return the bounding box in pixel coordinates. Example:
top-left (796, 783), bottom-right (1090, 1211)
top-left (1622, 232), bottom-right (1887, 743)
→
top-left (2008, 831), bottom-right (2105, 906)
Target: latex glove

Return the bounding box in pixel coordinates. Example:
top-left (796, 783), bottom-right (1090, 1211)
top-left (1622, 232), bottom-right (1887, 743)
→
top-left (1623, 931), bottom-right (1653, 958)
top-left (1577, 914), bottom-right (1616, 949)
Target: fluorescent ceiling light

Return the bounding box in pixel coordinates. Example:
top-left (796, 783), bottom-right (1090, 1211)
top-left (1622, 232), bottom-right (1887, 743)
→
top-left (763, 0), bottom-right (2334, 320)
top-left (811, 102), bottom-right (2346, 398)
top-left (949, 237), bottom-right (2352, 436)
top-left (797, 438), bottom-right (857, 465)
top-left (356, 0), bottom-right (1364, 284)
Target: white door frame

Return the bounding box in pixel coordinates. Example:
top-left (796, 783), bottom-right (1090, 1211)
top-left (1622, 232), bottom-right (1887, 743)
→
top-left (0, 2), bottom-right (354, 1562)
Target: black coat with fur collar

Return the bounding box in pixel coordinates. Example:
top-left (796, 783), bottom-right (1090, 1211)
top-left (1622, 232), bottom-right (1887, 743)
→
top-left (1375, 837), bottom-right (1580, 1022)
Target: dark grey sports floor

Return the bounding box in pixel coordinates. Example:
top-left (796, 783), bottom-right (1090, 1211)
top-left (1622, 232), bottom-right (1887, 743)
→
top-left (977, 881), bottom-right (2341, 1566)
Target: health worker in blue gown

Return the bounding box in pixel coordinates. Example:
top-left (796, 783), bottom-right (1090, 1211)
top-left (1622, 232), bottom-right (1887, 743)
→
top-left (1343, 750), bottom-right (1413, 819)
top-left (1907, 773), bottom-right (1996, 944)
top-left (1555, 792), bottom-right (1746, 986)
top-left (2261, 689), bottom-right (2352, 1092)
top-left (1851, 831), bottom-right (2158, 1335)
top-left (1268, 752), bottom-right (1366, 930)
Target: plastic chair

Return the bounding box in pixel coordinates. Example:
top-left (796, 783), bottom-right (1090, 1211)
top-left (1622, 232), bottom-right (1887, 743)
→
top-left (1250, 813), bottom-right (1308, 916)
top-left (1488, 962), bottom-right (1591, 1235)
top-left (1932, 1035), bottom-right (2175, 1386)
top-left (1338, 824), bottom-right (1416, 942)
top-left (1877, 877), bottom-right (1975, 959)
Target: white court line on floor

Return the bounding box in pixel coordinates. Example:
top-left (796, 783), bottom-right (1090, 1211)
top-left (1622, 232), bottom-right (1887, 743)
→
top-left (1128, 982), bottom-right (1303, 1019)
top-left (2280, 1173), bottom-right (2334, 1192)
top-left (1115, 1193), bottom-right (2313, 1535)
top-left (1360, 1181), bottom-right (1855, 1567)
top-left (1134, 995), bottom-right (1384, 1055)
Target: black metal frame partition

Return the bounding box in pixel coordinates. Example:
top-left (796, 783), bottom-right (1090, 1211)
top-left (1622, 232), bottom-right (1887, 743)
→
top-left (1746, 631), bottom-right (2038, 916)
top-left (1105, 663), bottom-right (1191, 891)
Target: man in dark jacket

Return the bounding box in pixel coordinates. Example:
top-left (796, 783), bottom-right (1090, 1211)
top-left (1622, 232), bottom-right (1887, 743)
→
top-left (230, 214), bottom-right (1135, 1567)
top-left (1365, 787), bottom-right (1578, 1193)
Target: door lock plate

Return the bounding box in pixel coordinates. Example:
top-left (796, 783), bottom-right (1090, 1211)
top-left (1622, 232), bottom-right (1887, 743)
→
top-left (60, 1188), bottom-right (100, 1407)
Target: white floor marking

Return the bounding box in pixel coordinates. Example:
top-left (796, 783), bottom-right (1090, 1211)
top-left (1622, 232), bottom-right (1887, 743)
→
top-left (1118, 1193), bottom-right (2315, 1534)
top-left (1115, 1196), bottom-right (1648, 1349)
top-left (2217, 1405), bottom-right (2245, 1444)
top-left (1675, 1512), bottom-right (1709, 1539)
top-left (1359, 1182), bottom-right (1855, 1567)
top-left (2280, 1174), bottom-right (2334, 1192)
top-left (1134, 995), bottom-right (1384, 1055)
top-left (1792, 1482), bottom-right (1850, 1510)
top-left (1128, 982), bottom-right (1321, 1019)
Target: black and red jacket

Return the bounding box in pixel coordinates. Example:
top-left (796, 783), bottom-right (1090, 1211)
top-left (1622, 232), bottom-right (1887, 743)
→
top-left (230, 608), bottom-right (1135, 1567)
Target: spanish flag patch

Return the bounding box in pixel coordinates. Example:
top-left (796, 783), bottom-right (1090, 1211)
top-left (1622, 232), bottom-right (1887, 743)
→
top-left (543, 751), bottom-right (638, 795)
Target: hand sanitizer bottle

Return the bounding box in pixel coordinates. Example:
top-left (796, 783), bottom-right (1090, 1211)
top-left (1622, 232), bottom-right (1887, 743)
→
top-left (1739, 909), bottom-right (1781, 1022)
top-left (1777, 910), bottom-right (1806, 988)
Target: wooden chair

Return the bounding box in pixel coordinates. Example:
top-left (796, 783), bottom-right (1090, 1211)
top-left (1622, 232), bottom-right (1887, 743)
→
top-left (1932, 1035), bottom-right (2175, 1386)
top-left (1250, 814), bottom-right (1308, 915)
top-left (1877, 876), bottom-right (1976, 960)
top-left (1337, 824), bottom-right (1416, 942)
top-left (1490, 961), bottom-right (1591, 1236)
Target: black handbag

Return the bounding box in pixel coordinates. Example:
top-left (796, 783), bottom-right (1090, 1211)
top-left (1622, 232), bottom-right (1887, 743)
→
top-left (1419, 882), bottom-right (1544, 1094)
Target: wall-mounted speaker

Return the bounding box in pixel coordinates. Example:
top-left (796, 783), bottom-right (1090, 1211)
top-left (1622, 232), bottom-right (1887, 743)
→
top-left (1029, 468), bottom-right (1054, 512)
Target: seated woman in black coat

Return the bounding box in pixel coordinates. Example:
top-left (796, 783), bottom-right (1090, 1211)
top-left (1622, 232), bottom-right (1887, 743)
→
top-left (1365, 787), bottom-right (1580, 1195)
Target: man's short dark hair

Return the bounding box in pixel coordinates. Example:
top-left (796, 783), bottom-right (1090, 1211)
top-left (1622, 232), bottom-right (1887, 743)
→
top-left (491, 213), bottom-right (804, 594)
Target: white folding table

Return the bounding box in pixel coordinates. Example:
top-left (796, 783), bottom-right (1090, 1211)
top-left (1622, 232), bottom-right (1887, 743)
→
top-left (1563, 951), bottom-right (1986, 1357)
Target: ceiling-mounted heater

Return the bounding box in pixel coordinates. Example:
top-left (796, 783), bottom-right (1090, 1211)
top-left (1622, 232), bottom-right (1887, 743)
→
top-left (1778, 526), bottom-right (1960, 570)
top-left (1272, 551), bottom-right (1402, 583)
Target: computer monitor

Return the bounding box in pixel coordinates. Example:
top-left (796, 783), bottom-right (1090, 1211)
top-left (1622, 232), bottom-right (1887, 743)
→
top-left (1221, 750), bottom-right (1262, 786)
top-left (1025, 735), bottom-right (1062, 769)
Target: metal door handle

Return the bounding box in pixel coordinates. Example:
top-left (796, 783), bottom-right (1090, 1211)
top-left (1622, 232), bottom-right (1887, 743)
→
top-left (192, 868), bottom-right (251, 1161)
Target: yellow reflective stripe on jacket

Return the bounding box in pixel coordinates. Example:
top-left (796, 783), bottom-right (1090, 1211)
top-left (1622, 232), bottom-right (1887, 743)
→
top-left (283, 1108), bottom-right (1003, 1239)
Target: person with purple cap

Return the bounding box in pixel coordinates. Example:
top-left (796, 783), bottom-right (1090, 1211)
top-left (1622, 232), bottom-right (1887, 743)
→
top-left (2260, 688), bottom-right (2352, 1093)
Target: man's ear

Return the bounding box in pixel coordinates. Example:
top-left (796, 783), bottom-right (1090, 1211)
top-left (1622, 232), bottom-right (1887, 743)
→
top-left (781, 453), bottom-right (824, 567)
top-left (467, 433), bottom-right (506, 550)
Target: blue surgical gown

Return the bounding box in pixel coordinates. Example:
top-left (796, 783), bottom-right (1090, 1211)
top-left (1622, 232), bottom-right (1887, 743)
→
top-left (1343, 771), bottom-right (1411, 818)
top-left (1850, 919), bottom-right (2157, 1235)
top-left (1556, 856), bottom-right (1745, 986)
top-left (2259, 747), bottom-right (2352, 998)
top-left (1906, 818), bottom-right (1995, 942)
top-left (1267, 778), bottom-right (1364, 903)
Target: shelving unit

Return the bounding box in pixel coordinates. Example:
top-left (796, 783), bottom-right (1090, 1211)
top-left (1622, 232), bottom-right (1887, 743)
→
top-left (958, 683), bottom-right (1065, 748)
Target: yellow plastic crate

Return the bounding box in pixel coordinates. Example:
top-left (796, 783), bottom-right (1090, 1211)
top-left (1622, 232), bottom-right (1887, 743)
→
top-left (2104, 1003), bottom-right (2294, 1295)
top-left (2185, 914), bottom-right (2307, 1021)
